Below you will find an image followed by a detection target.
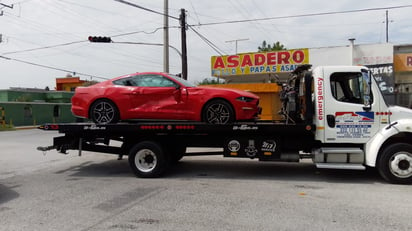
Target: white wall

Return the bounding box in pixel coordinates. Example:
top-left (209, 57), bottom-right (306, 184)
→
top-left (308, 43), bottom-right (394, 67)
top-left (309, 46), bottom-right (352, 67)
top-left (352, 43), bottom-right (393, 65)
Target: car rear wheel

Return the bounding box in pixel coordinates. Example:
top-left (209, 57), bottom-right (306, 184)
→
top-left (90, 99), bottom-right (120, 124)
top-left (202, 99), bottom-right (235, 124)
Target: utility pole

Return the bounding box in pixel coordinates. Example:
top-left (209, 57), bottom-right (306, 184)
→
top-left (180, 8), bottom-right (188, 80)
top-left (225, 38), bottom-right (249, 54)
top-left (163, 0), bottom-right (169, 73)
top-left (0, 3), bottom-right (13, 43)
top-left (385, 10), bottom-right (389, 43)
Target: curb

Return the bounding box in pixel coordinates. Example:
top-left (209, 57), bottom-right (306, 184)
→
top-left (15, 126), bottom-right (38, 130)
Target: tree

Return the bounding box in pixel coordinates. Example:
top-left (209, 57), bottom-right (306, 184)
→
top-left (82, 80), bottom-right (99, 87)
top-left (258, 40), bottom-right (286, 52)
top-left (197, 78), bottom-right (225, 85)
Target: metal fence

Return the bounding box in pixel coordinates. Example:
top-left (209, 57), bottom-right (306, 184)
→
top-left (395, 93), bottom-right (412, 108)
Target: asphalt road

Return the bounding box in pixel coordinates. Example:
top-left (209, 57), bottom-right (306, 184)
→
top-left (0, 129), bottom-right (411, 231)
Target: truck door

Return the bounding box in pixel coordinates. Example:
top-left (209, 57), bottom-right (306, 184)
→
top-left (320, 68), bottom-right (380, 143)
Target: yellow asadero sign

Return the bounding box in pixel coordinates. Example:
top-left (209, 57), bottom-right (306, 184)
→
top-left (211, 49), bottom-right (309, 76)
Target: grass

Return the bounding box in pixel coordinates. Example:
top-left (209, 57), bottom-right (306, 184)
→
top-left (0, 125), bottom-right (16, 131)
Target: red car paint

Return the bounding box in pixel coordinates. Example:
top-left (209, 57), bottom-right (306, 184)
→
top-left (71, 72), bottom-right (261, 123)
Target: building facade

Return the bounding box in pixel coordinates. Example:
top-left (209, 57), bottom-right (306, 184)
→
top-left (394, 44), bottom-right (412, 108)
top-left (210, 42), bottom-right (412, 120)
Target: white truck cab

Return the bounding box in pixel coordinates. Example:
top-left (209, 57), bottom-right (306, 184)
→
top-left (311, 66), bottom-right (412, 183)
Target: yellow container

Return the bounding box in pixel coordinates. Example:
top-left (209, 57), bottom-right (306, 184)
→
top-left (204, 83), bottom-right (282, 120)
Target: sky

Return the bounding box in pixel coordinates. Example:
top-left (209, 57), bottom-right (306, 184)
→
top-left (0, 0), bottom-right (411, 90)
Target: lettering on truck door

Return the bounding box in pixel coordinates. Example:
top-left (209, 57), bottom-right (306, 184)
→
top-left (322, 70), bottom-right (379, 143)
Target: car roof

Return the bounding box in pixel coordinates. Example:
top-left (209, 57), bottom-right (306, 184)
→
top-left (112, 72), bottom-right (171, 81)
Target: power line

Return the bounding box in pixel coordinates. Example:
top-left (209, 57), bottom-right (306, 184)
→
top-left (114, 41), bottom-right (182, 57)
top-left (114, 0), bottom-right (179, 20)
top-left (10, 0), bottom-right (33, 4)
top-left (110, 26), bottom-right (179, 37)
top-left (3, 3), bottom-right (410, 60)
top-left (192, 4), bottom-right (412, 27)
top-left (4, 4), bottom-right (410, 56)
top-left (189, 26), bottom-right (225, 55)
top-left (188, 0), bottom-right (201, 24)
top-left (0, 55), bottom-right (109, 80)
top-left (1, 26), bottom-right (180, 55)
top-left (2, 40), bottom-right (86, 55)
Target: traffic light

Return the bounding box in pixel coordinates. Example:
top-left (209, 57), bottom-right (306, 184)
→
top-left (88, 36), bottom-right (112, 43)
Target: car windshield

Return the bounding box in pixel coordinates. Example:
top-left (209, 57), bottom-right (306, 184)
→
top-left (167, 74), bottom-right (196, 87)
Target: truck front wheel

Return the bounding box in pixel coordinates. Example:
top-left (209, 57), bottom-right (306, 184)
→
top-left (377, 143), bottom-right (412, 184)
top-left (128, 141), bottom-right (169, 178)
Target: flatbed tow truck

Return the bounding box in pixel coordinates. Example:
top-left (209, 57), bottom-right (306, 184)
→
top-left (38, 65), bottom-right (412, 184)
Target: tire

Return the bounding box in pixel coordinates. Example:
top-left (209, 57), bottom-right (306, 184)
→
top-left (202, 99), bottom-right (235, 125)
top-left (377, 143), bottom-right (412, 184)
top-left (128, 141), bottom-right (169, 178)
top-left (90, 99), bottom-right (119, 124)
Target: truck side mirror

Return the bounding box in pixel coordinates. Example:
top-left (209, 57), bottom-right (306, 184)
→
top-left (363, 105), bottom-right (372, 112)
top-left (361, 69), bottom-right (372, 111)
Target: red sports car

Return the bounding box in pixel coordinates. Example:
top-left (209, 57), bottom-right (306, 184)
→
top-left (71, 72), bottom-right (261, 124)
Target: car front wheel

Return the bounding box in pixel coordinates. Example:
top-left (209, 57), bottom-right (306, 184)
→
top-left (202, 99), bottom-right (235, 124)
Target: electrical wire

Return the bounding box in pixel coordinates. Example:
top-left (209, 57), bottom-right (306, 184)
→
top-left (0, 55), bottom-right (109, 80)
top-left (1, 26), bottom-right (180, 55)
top-left (114, 0), bottom-right (179, 20)
top-left (188, 26), bottom-right (226, 56)
top-left (188, 0), bottom-right (201, 25)
top-left (9, 0), bottom-right (33, 4)
top-left (2, 40), bottom-right (86, 55)
top-left (192, 4), bottom-right (412, 27)
top-left (227, 0), bottom-right (273, 39)
top-left (4, 4), bottom-right (410, 56)
top-left (3, 2), bottom-right (411, 69)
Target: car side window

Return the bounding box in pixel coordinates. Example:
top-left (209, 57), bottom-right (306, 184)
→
top-left (133, 75), bottom-right (178, 87)
top-left (330, 72), bottom-right (370, 104)
top-left (113, 77), bottom-right (135, 86)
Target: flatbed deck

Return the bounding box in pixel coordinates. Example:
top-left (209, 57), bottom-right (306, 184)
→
top-left (40, 121), bottom-right (314, 136)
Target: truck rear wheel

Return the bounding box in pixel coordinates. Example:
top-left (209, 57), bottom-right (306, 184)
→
top-left (377, 143), bottom-right (412, 184)
top-left (128, 141), bottom-right (169, 178)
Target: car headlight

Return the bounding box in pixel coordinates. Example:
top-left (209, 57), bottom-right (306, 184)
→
top-left (236, 96), bottom-right (255, 102)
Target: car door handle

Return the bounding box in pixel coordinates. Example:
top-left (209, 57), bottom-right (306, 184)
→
top-left (327, 114), bottom-right (336, 128)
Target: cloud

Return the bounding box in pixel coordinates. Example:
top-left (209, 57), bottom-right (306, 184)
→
top-left (0, 0), bottom-right (411, 89)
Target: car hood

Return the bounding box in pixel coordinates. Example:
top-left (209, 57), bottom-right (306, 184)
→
top-left (196, 86), bottom-right (259, 98)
